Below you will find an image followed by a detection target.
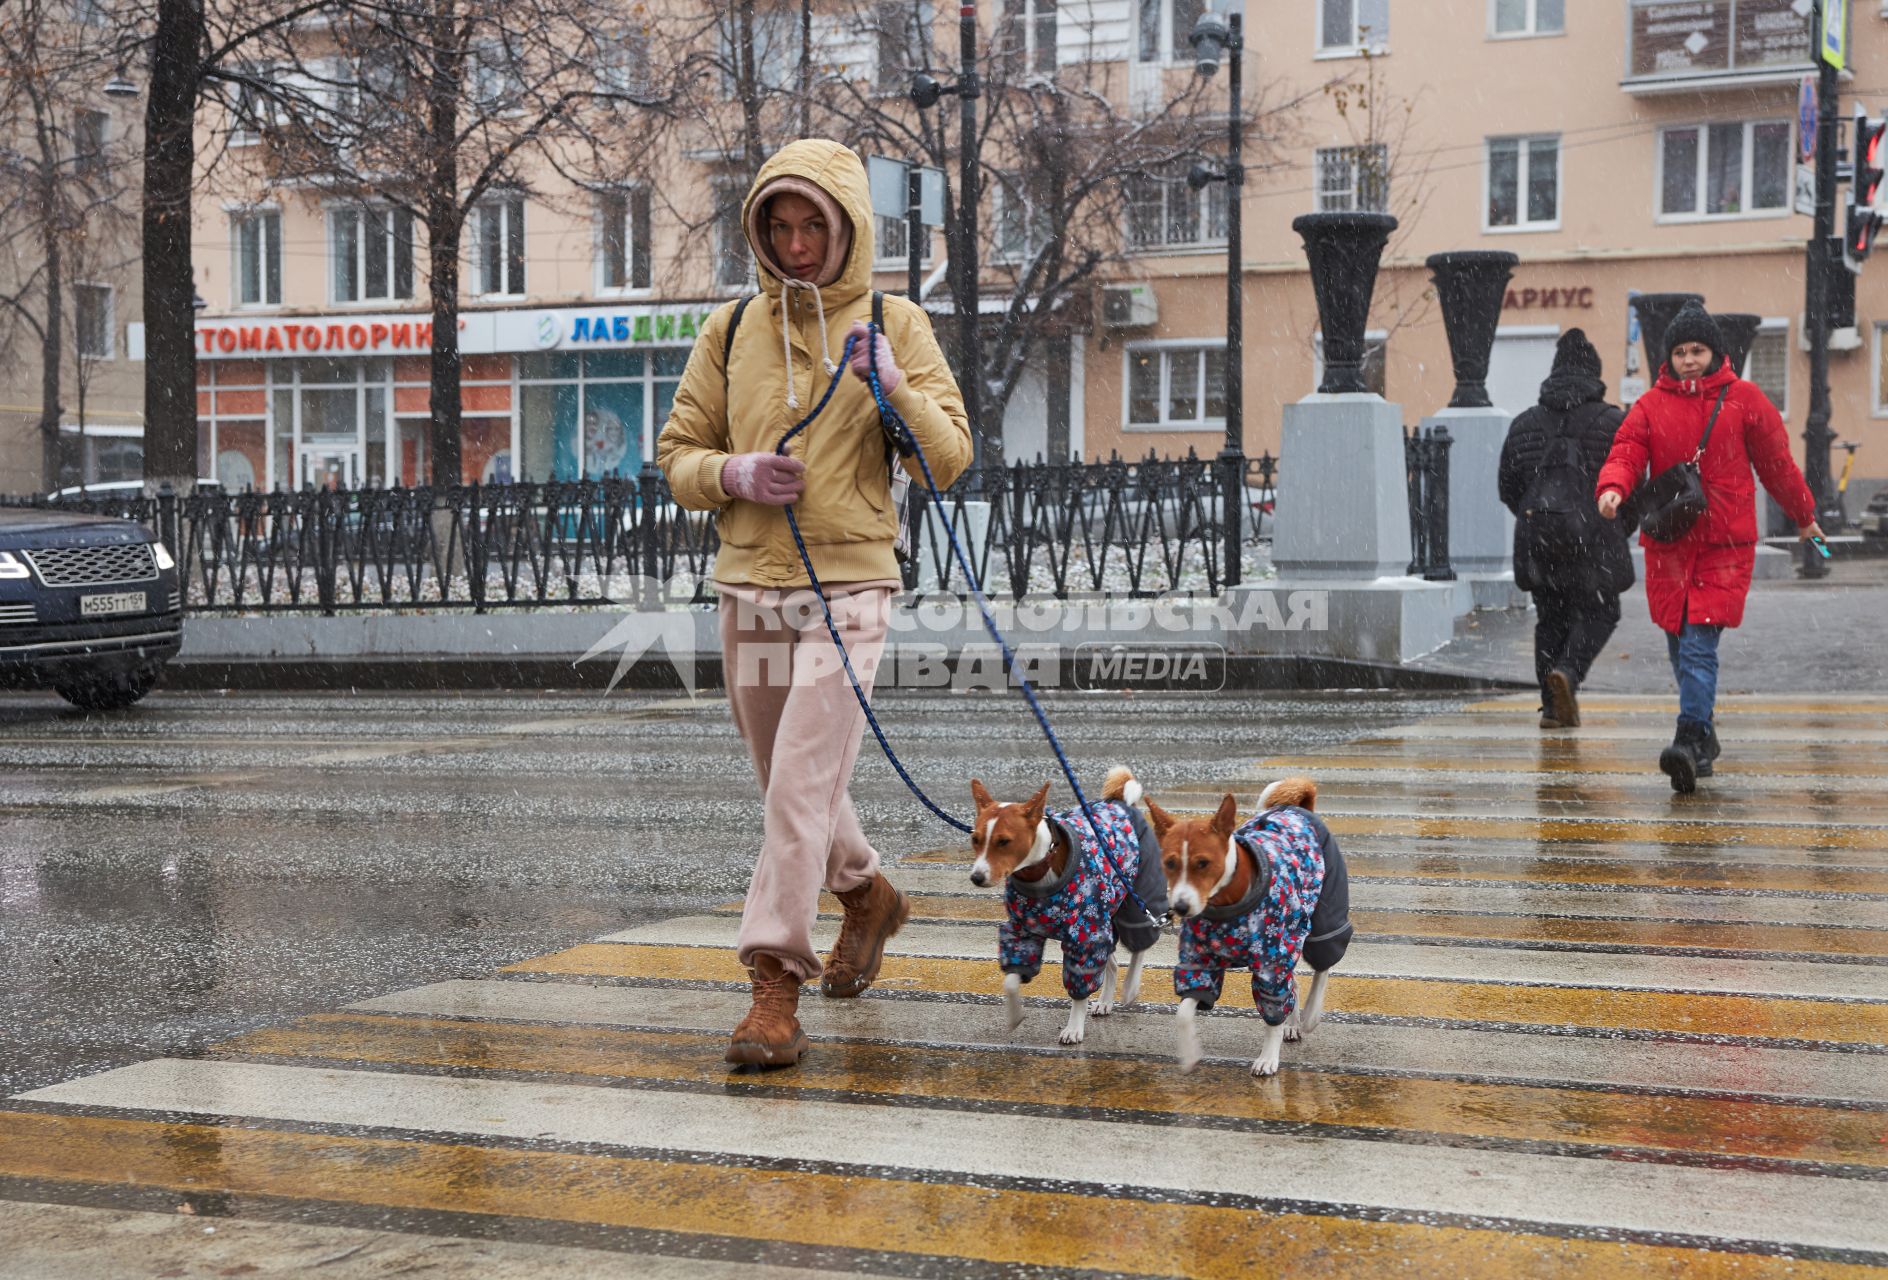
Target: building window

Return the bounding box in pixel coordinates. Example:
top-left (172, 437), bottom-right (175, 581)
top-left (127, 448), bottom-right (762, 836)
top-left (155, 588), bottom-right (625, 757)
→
top-left (73, 110), bottom-right (109, 177)
top-left (1491, 0), bottom-right (1561, 36)
top-left (598, 188), bottom-right (652, 293)
top-left (1137, 0), bottom-right (1204, 63)
top-left (715, 180), bottom-right (751, 289)
top-left (1126, 344), bottom-right (1227, 429)
top-left (1316, 144), bottom-right (1389, 213)
top-left (1659, 120), bottom-right (1791, 219)
top-left (330, 206), bottom-right (415, 303)
top-left (1000, 0), bottom-right (1058, 74)
top-left (876, 1), bottom-right (934, 91)
top-left (233, 211), bottom-right (282, 307)
top-left (75, 285), bottom-right (113, 359)
top-left (469, 43), bottom-right (524, 112)
top-left (1320, 0), bottom-right (1389, 53)
top-left (876, 213), bottom-right (933, 268)
top-left (993, 173), bottom-right (1050, 262)
top-left (519, 348), bottom-right (688, 481)
top-left (1745, 321), bottom-right (1789, 414)
top-left (1487, 134), bottom-right (1559, 230)
top-left (1126, 167), bottom-right (1226, 249)
top-left (228, 65), bottom-right (275, 146)
top-left (598, 28), bottom-right (652, 96)
top-left (475, 195), bottom-right (526, 296)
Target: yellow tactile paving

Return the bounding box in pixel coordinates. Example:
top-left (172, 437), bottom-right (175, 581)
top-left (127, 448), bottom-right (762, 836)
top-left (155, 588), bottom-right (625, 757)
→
top-left (0, 1110), bottom-right (1875, 1279)
top-left (506, 943), bottom-right (1888, 1045)
top-left (216, 1014), bottom-right (1888, 1170)
top-left (762, 895), bottom-right (1888, 958)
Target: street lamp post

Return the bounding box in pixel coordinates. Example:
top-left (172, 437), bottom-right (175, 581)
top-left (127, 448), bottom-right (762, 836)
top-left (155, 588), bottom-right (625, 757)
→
top-left (1189, 9), bottom-right (1243, 588)
top-left (911, 7), bottom-right (990, 479)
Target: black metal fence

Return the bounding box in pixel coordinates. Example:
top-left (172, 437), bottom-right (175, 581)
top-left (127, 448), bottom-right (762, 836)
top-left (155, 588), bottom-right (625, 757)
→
top-left (1405, 424), bottom-right (1455, 581)
top-left (2, 451), bottom-right (1279, 613)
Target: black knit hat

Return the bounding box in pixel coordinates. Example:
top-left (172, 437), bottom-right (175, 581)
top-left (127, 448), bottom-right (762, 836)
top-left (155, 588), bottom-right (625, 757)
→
top-left (1662, 301), bottom-right (1724, 364)
top-left (1551, 328), bottom-right (1603, 379)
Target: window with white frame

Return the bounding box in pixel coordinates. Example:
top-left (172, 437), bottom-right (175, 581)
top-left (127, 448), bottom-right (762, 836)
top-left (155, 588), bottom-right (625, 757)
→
top-left (73, 110), bottom-right (109, 177)
top-left (598, 188), bottom-right (652, 293)
top-left (1316, 144), bottom-right (1389, 212)
top-left (723, 11), bottom-right (798, 95)
top-left (75, 284), bottom-right (113, 359)
top-left (1659, 121), bottom-right (1792, 219)
top-left (1487, 134), bottom-right (1560, 230)
top-left (876, 1), bottom-right (934, 90)
top-left (714, 179), bottom-right (751, 289)
top-left (1000, 0), bottom-right (1058, 74)
top-left (1320, 0), bottom-right (1389, 53)
top-left (1491, 0), bottom-right (1561, 37)
top-left (233, 210), bottom-right (282, 307)
top-left (598, 27), bottom-right (652, 97)
top-left (330, 205), bottom-right (414, 303)
top-left (1137, 0), bottom-right (1204, 63)
top-left (469, 42), bottom-right (525, 111)
top-left (876, 214), bottom-right (933, 268)
top-left (1126, 344), bottom-right (1227, 429)
top-left (1125, 167), bottom-right (1226, 249)
top-left (227, 64), bottom-right (275, 146)
top-left (474, 194), bottom-right (526, 296)
top-left (1745, 321), bottom-right (1789, 414)
top-left (993, 173), bottom-right (1050, 262)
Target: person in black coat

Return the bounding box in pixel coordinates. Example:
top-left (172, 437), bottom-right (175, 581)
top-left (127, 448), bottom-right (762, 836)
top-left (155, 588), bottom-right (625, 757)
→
top-left (1498, 329), bottom-right (1637, 729)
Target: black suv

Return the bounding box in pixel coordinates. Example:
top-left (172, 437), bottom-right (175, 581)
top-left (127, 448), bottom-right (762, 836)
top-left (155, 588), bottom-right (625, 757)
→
top-left (0, 508), bottom-right (183, 709)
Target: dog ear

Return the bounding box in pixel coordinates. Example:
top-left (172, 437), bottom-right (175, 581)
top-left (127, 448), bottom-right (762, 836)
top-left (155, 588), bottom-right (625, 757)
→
top-left (1023, 782), bottom-right (1051, 824)
top-left (1146, 798), bottom-right (1175, 837)
top-left (1212, 793), bottom-right (1240, 836)
top-left (970, 778), bottom-right (994, 812)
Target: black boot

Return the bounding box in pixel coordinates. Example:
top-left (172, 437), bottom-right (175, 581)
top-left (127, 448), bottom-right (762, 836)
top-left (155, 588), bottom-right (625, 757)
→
top-left (1545, 668), bottom-right (1581, 729)
top-left (1659, 721), bottom-right (1709, 795)
top-left (1698, 725), bottom-right (1720, 778)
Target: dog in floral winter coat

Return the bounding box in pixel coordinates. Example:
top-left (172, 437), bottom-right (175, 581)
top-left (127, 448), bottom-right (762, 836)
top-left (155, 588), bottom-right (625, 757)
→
top-left (968, 766), bottom-right (1168, 1045)
top-left (1148, 777), bottom-right (1354, 1077)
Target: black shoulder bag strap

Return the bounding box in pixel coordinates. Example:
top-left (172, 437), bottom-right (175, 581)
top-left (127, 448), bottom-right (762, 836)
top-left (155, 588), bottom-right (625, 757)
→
top-left (1694, 386), bottom-right (1728, 461)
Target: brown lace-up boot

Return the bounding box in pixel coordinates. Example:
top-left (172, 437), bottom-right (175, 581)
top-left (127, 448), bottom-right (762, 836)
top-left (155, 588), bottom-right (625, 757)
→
top-left (725, 954), bottom-right (810, 1066)
top-left (820, 873), bottom-right (912, 998)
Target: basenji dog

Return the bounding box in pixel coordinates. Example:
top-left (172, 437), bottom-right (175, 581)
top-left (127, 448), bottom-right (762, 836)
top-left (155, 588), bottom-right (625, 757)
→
top-left (968, 766), bottom-right (1168, 1045)
top-left (1148, 777), bottom-right (1354, 1077)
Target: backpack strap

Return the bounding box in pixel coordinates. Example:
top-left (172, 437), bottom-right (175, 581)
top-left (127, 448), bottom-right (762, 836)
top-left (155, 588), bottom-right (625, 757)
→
top-left (721, 294), bottom-right (755, 391)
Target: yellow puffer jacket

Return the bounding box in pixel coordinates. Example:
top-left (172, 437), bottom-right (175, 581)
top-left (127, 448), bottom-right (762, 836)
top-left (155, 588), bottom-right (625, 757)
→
top-left (656, 139), bottom-right (972, 587)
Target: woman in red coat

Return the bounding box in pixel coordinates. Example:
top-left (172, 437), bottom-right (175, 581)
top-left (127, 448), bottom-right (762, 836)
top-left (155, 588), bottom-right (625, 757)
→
top-left (1595, 302), bottom-right (1822, 793)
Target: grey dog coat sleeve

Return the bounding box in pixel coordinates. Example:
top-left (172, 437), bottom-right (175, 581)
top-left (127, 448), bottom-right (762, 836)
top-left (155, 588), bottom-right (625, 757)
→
top-left (1110, 803), bottom-right (1169, 955)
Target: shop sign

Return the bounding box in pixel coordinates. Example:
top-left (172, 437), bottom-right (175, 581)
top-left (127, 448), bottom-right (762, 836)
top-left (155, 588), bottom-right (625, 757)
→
top-left (505, 305), bottom-right (718, 350)
top-left (195, 315), bottom-right (465, 358)
top-left (1502, 285), bottom-right (1595, 311)
top-left (1627, 0), bottom-right (1812, 81)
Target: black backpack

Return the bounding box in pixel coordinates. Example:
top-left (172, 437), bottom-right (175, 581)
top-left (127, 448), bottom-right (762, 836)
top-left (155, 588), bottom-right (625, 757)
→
top-left (1517, 407), bottom-right (1598, 561)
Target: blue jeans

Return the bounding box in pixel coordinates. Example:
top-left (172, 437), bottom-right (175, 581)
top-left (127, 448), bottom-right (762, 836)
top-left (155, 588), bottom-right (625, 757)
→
top-left (1665, 623), bottom-right (1723, 728)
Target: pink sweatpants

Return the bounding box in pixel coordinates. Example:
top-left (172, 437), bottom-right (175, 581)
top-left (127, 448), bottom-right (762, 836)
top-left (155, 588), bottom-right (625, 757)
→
top-left (717, 580), bottom-right (896, 982)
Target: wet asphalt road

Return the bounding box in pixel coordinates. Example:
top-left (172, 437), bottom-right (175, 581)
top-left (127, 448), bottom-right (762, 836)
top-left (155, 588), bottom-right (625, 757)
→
top-left (0, 687), bottom-right (1459, 1097)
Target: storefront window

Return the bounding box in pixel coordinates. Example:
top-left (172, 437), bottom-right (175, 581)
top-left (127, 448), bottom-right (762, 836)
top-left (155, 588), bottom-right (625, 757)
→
top-left (516, 348), bottom-right (687, 481)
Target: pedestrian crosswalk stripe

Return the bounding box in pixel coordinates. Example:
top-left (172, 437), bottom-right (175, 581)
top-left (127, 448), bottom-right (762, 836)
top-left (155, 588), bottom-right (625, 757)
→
top-left (18, 1061), bottom-right (1888, 1258)
top-left (1464, 696), bottom-right (1888, 715)
top-left (505, 943), bottom-right (1888, 1046)
top-left (351, 980), bottom-right (1888, 1104)
top-left (209, 1013), bottom-right (1888, 1174)
top-left (0, 1109), bottom-right (1876, 1278)
top-left (614, 915), bottom-right (1888, 1000)
top-left (1256, 751), bottom-right (1888, 779)
top-left (750, 894), bottom-right (1888, 958)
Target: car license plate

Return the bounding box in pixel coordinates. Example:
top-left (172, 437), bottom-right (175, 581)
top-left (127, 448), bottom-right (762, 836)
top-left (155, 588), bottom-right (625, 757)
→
top-left (80, 591), bottom-right (146, 616)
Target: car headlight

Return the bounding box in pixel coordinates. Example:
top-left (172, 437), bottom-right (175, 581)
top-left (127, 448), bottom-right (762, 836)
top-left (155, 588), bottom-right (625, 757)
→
top-left (151, 541), bottom-right (175, 571)
top-left (0, 551), bottom-right (30, 581)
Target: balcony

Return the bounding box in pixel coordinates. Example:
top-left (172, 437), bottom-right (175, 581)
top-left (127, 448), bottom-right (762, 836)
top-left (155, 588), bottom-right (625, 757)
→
top-left (1621, 0), bottom-right (1825, 94)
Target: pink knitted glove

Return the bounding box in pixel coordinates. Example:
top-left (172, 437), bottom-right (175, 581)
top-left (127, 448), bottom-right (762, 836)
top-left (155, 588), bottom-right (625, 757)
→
top-left (720, 452), bottom-right (806, 505)
top-left (846, 321), bottom-right (902, 396)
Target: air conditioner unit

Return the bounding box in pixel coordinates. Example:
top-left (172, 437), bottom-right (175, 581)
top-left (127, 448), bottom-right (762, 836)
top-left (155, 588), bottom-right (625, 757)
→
top-left (1102, 283), bottom-right (1158, 328)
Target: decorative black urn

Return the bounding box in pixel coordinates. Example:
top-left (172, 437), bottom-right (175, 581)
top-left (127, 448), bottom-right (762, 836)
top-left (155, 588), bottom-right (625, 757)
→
top-left (1632, 291), bottom-right (1705, 378)
top-left (1714, 313), bottom-right (1763, 376)
top-left (1426, 251), bottom-right (1519, 409)
top-left (1293, 212), bottom-right (1398, 394)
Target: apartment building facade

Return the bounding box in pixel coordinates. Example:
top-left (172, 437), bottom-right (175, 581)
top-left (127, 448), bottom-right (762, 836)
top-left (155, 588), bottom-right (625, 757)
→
top-left (174, 0), bottom-right (1884, 496)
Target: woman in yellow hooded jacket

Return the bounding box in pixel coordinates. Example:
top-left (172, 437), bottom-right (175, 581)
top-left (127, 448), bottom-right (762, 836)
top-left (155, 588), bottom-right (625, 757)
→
top-left (657, 139), bottom-right (971, 1065)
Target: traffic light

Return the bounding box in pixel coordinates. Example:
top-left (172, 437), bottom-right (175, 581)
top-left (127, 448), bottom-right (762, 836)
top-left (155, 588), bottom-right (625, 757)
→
top-left (1844, 109), bottom-right (1887, 270)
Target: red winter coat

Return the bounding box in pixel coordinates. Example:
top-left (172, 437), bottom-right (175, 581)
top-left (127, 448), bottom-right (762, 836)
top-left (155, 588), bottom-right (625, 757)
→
top-left (1596, 362), bottom-right (1815, 634)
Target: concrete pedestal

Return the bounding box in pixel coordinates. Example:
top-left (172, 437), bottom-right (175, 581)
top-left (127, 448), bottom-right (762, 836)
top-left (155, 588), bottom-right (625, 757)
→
top-left (1273, 395), bottom-right (1413, 579)
top-left (1425, 405), bottom-right (1514, 579)
top-left (1220, 580), bottom-right (1460, 664)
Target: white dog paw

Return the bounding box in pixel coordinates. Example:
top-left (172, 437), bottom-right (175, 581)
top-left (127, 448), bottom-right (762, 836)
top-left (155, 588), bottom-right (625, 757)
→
top-left (1058, 1025), bottom-right (1087, 1045)
top-left (1296, 1010), bottom-right (1322, 1037)
top-left (1088, 997), bottom-right (1115, 1018)
top-left (1282, 1017), bottom-right (1303, 1043)
top-left (1250, 1054), bottom-right (1281, 1078)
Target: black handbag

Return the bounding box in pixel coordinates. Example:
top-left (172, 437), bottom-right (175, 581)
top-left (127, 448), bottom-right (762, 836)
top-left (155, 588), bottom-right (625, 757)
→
top-left (1638, 387), bottom-right (1726, 543)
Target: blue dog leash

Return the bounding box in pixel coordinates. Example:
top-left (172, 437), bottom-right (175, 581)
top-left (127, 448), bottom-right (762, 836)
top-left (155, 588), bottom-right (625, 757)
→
top-left (771, 324), bottom-right (1162, 927)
